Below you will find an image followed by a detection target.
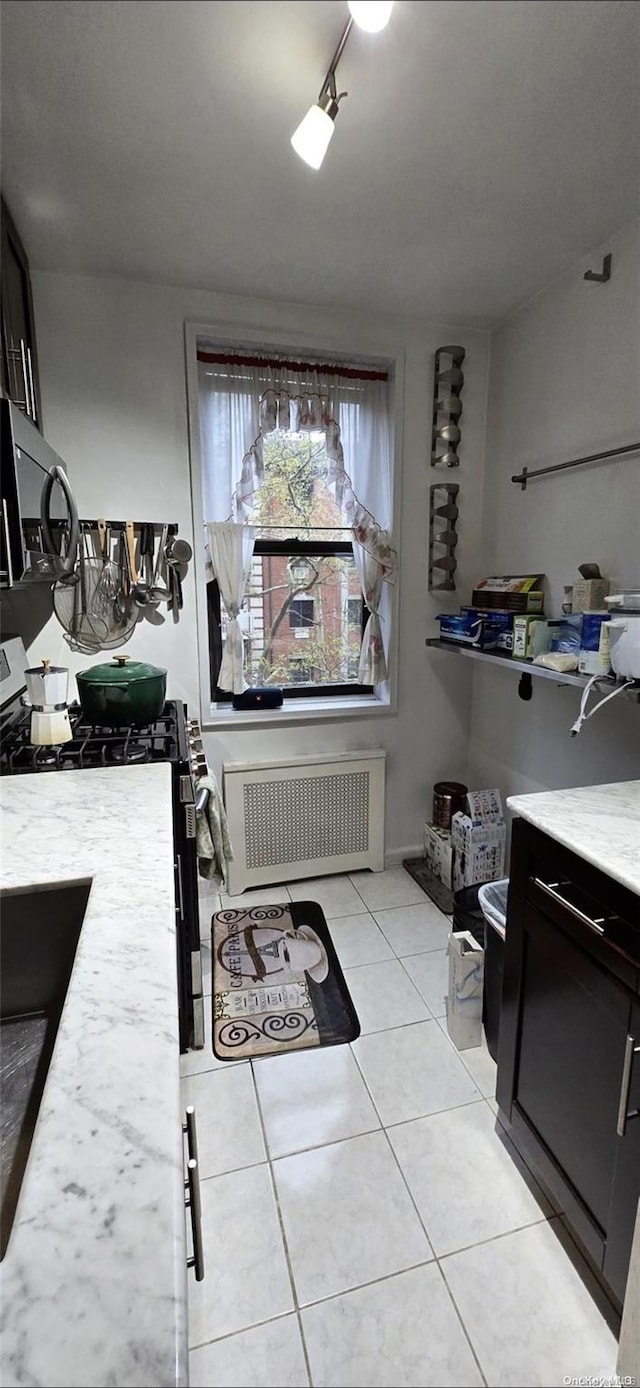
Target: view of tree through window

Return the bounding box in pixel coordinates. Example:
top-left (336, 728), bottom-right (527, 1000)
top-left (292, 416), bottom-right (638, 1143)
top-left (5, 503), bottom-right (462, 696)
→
top-left (211, 429), bottom-right (368, 697)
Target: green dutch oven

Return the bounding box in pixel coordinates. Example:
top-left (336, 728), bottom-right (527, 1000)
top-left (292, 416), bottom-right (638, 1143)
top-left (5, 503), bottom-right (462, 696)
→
top-left (76, 655), bottom-right (167, 727)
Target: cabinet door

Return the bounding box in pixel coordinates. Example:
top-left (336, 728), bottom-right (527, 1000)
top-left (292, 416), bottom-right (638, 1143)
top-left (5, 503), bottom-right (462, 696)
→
top-left (604, 998), bottom-right (640, 1304)
top-left (514, 898), bottom-right (632, 1238)
top-left (1, 200), bottom-right (41, 428)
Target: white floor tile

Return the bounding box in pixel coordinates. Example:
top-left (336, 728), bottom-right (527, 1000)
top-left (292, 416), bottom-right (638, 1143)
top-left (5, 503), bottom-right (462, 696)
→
top-left (287, 875), bottom-right (367, 918)
top-left (273, 1130), bottom-right (432, 1305)
top-left (442, 1220), bottom-right (618, 1386)
top-left (437, 1019), bottom-right (498, 1099)
top-left (302, 1263), bottom-right (482, 1388)
top-left (459, 1032), bottom-right (498, 1099)
top-left (218, 885), bottom-right (292, 910)
top-left (352, 1021), bottom-right (480, 1126)
top-left (374, 902), bottom-right (451, 957)
top-left (253, 1045), bottom-right (380, 1158)
top-left (328, 912), bottom-right (394, 970)
top-left (189, 1314), bottom-right (308, 1387)
top-left (181, 1065), bottom-right (265, 1178)
top-left (349, 867), bottom-right (427, 912)
top-left (343, 960), bottom-right (431, 1035)
top-left (401, 949), bottom-right (448, 1017)
top-left (180, 1002), bottom-right (248, 1076)
top-left (189, 1165), bottom-right (293, 1347)
top-left (388, 1100), bottom-right (548, 1256)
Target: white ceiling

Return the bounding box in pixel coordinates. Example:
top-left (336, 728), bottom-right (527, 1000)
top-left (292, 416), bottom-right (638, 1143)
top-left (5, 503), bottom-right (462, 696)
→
top-left (1, 0), bottom-right (639, 325)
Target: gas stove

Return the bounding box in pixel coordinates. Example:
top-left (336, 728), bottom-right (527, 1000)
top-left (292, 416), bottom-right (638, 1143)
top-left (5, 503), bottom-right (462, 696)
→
top-left (0, 638), bottom-right (205, 1053)
top-left (0, 700), bottom-right (182, 774)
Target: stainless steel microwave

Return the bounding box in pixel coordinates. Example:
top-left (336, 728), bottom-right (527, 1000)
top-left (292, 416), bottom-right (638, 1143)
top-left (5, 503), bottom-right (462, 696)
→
top-left (0, 398), bottom-right (79, 587)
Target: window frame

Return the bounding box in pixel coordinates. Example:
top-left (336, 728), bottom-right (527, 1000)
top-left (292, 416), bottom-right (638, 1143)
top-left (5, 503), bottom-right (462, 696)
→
top-left (208, 536), bottom-right (373, 702)
top-left (184, 320), bottom-right (403, 730)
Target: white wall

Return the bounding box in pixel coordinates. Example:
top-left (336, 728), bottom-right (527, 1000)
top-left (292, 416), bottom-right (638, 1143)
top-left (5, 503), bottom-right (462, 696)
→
top-left (468, 219), bottom-right (640, 801)
top-left (17, 271), bottom-right (490, 858)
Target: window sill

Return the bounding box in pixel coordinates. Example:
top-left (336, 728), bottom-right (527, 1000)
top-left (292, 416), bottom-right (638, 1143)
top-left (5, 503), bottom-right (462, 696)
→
top-left (201, 692), bottom-right (394, 731)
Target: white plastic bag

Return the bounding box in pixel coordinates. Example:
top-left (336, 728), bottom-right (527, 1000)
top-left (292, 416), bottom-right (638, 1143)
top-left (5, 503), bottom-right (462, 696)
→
top-left (446, 930), bottom-right (484, 1051)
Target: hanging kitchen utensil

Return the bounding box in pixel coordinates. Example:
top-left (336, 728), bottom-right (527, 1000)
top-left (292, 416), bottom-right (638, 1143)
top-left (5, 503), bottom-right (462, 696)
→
top-left (148, 524), bottom-right (171, 604)
top-left (53, 527), bottom-right (109, 651)
top-left (165, 535), bottom-right (193, 567)
top-left (131, 523), bottom-right (153, 612)
top-left (91, 520), bottom-right (120, 619)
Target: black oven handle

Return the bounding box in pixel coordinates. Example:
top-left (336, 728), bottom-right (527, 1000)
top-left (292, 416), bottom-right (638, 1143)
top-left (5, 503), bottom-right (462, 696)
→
top-left (40, 465), bottom-right (79, 576)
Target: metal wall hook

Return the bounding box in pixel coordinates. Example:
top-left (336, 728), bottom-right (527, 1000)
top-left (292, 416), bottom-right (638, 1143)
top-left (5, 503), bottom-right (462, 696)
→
top-left (584, 253), bottom-right (612, 283)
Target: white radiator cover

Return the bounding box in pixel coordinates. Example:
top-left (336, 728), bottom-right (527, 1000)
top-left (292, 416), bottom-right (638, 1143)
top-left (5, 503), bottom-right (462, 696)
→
top-left (223, 750), bottom-right (385, 895)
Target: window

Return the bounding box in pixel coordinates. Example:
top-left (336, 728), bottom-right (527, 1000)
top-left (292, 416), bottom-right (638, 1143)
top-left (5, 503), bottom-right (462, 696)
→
top-left (289, 597), bottom-right (315, 630)
top-left (198, 347), bottom-right (393, 705)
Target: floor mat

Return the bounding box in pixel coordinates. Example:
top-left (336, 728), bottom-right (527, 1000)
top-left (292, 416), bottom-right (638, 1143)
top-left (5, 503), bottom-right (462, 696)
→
top-left (211, 900), bottom-right (360, 1061)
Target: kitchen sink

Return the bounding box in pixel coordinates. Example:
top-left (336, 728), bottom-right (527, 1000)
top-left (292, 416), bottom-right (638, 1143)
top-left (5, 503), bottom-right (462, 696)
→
top-left (0, 880), bottom-right (91, 1259)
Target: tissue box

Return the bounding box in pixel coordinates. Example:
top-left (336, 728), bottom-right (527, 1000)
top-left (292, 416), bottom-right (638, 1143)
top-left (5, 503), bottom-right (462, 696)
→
top-left (424, 822), bottom-right (453, 887)
top-left (512, 615), bottom-right (548, 660)
top-left (573, 578), bottom-right (609, 612)
top-left (451, 789), bottom-right (506, 892)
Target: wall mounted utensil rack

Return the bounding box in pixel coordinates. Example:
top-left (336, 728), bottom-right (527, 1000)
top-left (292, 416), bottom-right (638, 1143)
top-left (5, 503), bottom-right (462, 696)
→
top-left (23, 518), bottom-right (180, 538)
top-left (428, 483), bottom-right (459, 591)
top-left (431, 345), bottom-right (465, 469)
top-left (512, 441), bottom-right (640, 491)
top-left (426, 637), bottom-right (640, 704)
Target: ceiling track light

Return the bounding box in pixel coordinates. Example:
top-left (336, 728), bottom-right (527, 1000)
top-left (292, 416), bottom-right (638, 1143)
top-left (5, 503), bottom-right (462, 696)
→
top-left (291, 2), bottom-right (394, 171)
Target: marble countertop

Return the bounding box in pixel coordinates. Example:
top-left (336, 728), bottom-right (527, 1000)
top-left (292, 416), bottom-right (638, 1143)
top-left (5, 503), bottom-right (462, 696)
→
top-left (0, 764), bottom-right (188, 1388)
top-left (507, 780), bottom-right (640, 894)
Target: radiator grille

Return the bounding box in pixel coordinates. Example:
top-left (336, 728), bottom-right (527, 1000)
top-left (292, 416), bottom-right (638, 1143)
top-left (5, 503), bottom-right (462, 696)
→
top-left (243, 772), bottom-right (370, 869)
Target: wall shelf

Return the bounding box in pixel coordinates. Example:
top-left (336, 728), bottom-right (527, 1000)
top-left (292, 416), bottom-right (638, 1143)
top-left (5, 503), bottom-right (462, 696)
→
top-left (425, 636), bottom-right (636, 703)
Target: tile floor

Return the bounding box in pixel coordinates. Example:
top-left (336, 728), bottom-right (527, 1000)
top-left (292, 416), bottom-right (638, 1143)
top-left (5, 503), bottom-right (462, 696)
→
top-left (183, 868), bottom-right (618, 1388)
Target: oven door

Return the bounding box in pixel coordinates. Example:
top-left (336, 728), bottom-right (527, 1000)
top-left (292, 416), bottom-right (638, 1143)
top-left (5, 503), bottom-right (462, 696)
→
top-left (175, 770), bottom-right (204, 1052)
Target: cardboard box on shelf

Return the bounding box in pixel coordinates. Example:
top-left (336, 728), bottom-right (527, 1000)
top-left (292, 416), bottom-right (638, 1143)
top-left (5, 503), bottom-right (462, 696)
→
top-left (451, 788), bottom-right (506, 892)
top-left (424, 822), bottom-right (453, 887)
top-left (573, 578), bottom-right (609, 612)
top-left (512, 615), bottom-right (549, 660)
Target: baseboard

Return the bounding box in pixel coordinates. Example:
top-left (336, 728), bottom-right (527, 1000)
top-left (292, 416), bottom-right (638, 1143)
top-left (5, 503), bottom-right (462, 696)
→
top-left (385, 844), bottom-right (423, 868)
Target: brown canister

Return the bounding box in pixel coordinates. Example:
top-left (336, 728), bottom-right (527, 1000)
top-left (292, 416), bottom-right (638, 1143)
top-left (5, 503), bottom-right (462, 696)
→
top-left (433, 781), bottom-right (468, 830)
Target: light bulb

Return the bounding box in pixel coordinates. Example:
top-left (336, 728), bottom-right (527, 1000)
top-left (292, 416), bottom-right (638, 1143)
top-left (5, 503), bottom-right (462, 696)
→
top-left (291, 104), bottom-right (336, 170)
top-left (348, 1), bottom-right (394, 32)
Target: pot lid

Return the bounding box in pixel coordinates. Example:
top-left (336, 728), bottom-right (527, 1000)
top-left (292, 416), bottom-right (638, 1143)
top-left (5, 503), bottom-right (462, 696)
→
top-left (25, 658), bottom-right (68, 676)
top-left (78, 654), bottom-right (167, 684)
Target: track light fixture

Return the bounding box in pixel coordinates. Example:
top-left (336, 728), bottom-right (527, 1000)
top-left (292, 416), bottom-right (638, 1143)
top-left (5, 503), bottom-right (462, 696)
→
top-left (291, 1), bottom-right (394, 171)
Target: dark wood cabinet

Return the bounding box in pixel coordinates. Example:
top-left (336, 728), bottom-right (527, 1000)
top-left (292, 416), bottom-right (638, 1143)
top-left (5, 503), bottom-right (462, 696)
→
top-left (1, 198), bottom-right (42, 430)
top-left (496, 819), bottom-right (640, 1313)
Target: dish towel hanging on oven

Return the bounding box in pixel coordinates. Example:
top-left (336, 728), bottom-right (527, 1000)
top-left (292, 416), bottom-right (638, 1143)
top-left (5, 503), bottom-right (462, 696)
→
top-left (196, 773), bottom-right (234, 885)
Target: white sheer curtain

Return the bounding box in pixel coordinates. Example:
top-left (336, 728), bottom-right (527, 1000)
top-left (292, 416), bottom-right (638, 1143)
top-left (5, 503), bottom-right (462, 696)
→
top-left (199, 351), bottom-right (395, 685)
top-left (353, 542), bottom-right (388, 684)
top-left (206, 522), bottom-right (255, 693)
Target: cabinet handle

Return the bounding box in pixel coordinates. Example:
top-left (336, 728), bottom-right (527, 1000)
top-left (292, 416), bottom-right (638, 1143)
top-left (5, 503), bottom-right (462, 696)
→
top-left (26, 346), bottom-right (37, 425)
top-left (176, 852), bottom-right (185, 922)
top-left (19, 340), bottom-right (31, 417)
top-left (616, 1034), bottom-right (640, 1138)
top-left (183, 1107), bottom-right (204, 1280)
top-left (531, 878), bottom-right (606, 935)
top-left (1, 498), bottom-right (14, 587)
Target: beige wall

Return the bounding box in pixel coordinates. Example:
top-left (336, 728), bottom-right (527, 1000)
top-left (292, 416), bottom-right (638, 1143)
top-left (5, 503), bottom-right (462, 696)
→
top-left (12, 271), bottom-right (491, 858)
top-left (468, 218), bottom-right (640, 803)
